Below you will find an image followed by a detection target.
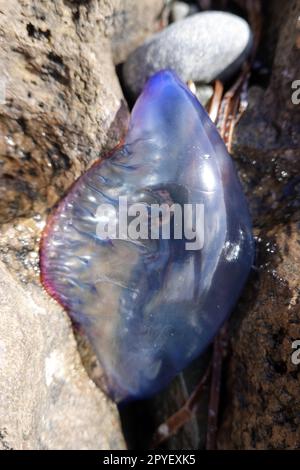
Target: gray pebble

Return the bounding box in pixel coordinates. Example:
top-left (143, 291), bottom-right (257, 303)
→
top-left (123, 11), bottom-right (253, 97)
top-left (194, 84), bottom-right (214, 106)
top-left (171, 2), bottom-right (198, 23)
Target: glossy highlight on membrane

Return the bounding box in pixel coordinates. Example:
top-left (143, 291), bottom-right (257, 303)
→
top-left (40, 70), bottom-right (254, 402)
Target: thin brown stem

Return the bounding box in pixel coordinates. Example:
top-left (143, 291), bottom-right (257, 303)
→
top-left (151, 364), bottom-right (211, 448)
top-left (209, 80), bottom-right (224, 124)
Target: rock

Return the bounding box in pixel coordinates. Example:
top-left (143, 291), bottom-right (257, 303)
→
top-left (0, 0), bottom-right (164, 225)
top-left (0, 262), bottom-right (126, 450)
top-left (251, 0), bottom-right (291, 70)
top-left (110, 0), bottom-right (165, 64)
top-left (218, 223), bottom-right (300, 450)
top-left (187, 81), bottom-right (213, 107)
top-left (262, 1), bottom-right (300, 149)
top-left (123, 11), bottom-right (253, 97)
top-left (171, 2), bottom-right (190, 22)
top-left (170, 2), bottom-right (198, 23)
top-left (217, 0), bottom-right (300, 449)
top-left (194, 84), bottom-right (214, 106)
top-left (231, 1), bottom-right (300, 154)
top-left (0, 0), bottom-right (128, 226)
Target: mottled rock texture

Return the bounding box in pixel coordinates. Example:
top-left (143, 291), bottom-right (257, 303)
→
top-left (218, 0), bottom-right (300, 449)
top-left (0, 262), bottom-right (126, 450)
top-left (110, 0), bottom-right (165, 64)
top-left (0, 0), bottom-right (163, 226)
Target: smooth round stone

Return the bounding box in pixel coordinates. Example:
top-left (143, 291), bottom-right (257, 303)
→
top-left (195, 84), bottom-right (214, 106)
top-left (123, 11), bottom-right (253, 97)
top-left (171, 1), bottom-right (198, 22)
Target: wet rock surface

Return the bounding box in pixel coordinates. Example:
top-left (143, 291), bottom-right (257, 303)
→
top-left (0, 262), bottom-right (125, 450)
top-left (218, 224), bottom-right (300, 449)
top-left (0, 0), bottom-right (129, 224)
top-left (218, 0), bottom-right (300, 449)
top-left (123, 11), bottom-right (253, 97)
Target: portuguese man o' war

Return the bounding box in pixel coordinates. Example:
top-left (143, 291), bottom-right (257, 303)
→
top-left (40, 70), bottom-right (254, 402)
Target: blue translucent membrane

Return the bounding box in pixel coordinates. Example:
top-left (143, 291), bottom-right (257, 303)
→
top-left (41, 70), bottom-right (254, 402)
